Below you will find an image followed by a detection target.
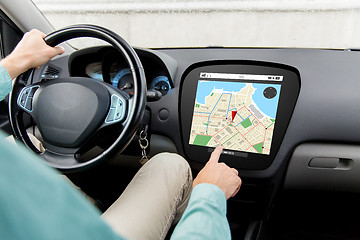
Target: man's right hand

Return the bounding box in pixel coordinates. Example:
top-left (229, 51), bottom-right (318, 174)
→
top-left (192, 147), bottom-right (242, 200)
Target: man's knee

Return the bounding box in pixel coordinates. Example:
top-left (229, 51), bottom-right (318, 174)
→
top-left (149, 152), bottom-right (190, 170)
top-left (147, 152), bottom-right (192, 183)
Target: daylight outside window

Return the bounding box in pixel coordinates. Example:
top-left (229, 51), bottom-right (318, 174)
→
top-left (32, 0), bottom-right (360, 49)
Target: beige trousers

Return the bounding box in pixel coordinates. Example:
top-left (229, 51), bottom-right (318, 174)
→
top-left (102, 153), bottom-right (193, 240)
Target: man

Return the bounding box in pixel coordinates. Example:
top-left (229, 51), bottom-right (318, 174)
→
top-left (0, 29), bottom-right (241, 240)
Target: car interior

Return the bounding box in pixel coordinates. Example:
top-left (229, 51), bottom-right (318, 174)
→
top-left (2, 0), bottom-right (360, 239)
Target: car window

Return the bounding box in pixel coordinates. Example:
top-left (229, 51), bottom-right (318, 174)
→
top-left (0, 12), bottom-right (22, 133)
top-left (0, 13), bottom-right (22, 58)
top-left (32, 0), bottom-right (360, 49)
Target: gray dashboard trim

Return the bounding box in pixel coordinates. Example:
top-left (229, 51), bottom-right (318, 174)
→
top-left (140, 48), bottom-right (178, 84)
top-left (153, 48), bottom-right (360, 180)
top-left (285, 143), bottom-right (360, 192)
top-left (0, 0), bottom-right (53, 34)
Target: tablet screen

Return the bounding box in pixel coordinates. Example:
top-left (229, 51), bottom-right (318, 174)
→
top-left (189, 72), bottom-right (282, 155)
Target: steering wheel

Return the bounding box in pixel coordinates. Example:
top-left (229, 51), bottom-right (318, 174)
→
top-left (8, 25), bottom-right (147, 172)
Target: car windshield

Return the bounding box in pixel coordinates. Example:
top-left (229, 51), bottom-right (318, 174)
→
top-left (32, 0), bottom-right (360, 49)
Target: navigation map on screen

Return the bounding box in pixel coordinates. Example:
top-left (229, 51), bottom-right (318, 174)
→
top-left (189, 72), bottom-right (282, 155)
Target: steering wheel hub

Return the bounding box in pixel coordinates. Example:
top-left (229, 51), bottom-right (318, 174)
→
top-left (34, 78), bottom-right (110, 148)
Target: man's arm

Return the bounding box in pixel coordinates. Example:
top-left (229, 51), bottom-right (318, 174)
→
top-left (171, 147), bottom-right (242, 239)
top-left (171, 183), bottom-right (231, 239)
top-left (192, 147), bottom-right (241, 199)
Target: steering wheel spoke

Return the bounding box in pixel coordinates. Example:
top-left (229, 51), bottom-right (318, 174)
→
top-left (101, 83), bottom-right (130, 126)
top-left (17, 85), bottom-right (40, 114)
top-left (41, 150), bottom-right (81, 170)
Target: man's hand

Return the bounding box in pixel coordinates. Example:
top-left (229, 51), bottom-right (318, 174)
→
top-left (193, 147), bottom-right (242, 200)
top-left (1, 29), bottom-right (65, 79)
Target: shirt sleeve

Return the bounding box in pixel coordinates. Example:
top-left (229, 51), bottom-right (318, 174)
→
top-left (170, 183), bottom-right (231, 240)
top-left (0, 65), bottom-right (13, 101)
top-left (0, 131), bottom-right (125, 240)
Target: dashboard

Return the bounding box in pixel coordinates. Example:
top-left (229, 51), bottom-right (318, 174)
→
top-left (69, 47), bottom-right (173, 98)
top-left (38, 45), bottom-right (360, 221)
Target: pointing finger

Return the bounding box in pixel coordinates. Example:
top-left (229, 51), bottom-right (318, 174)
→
top-left (208, 146), bottom-right (223, 164)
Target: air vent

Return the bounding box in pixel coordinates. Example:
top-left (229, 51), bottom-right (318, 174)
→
top-left (41, 64), bottom-right (61, 80)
